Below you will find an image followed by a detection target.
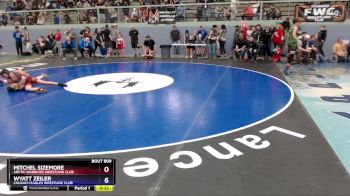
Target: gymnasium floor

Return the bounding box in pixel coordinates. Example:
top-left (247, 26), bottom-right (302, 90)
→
top-left (0, 57), bottom-right (349, 195)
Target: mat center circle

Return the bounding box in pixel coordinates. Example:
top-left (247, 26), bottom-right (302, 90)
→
top-left (65, 73), bottom-right (174, 95)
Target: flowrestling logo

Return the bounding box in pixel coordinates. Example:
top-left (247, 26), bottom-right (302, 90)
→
top-left (64, 73), bottom-right (174, 95)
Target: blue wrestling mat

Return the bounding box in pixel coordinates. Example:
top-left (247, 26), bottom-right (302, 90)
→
top-left (0, 62), bottom-right (293, 155)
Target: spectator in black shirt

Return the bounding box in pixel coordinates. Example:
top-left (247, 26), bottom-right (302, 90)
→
top-left (101, 25), bottom-right (112, 57)
top-left (234, 33), bottom-right (246, 60)
top-left (185, 30), bottom-right (196, 59)
top-left (93, 28), bottom-right (102, 57)
top-left (170, 25), bottom-right (181, 55)
top-left (246, 35), bottom-right (258, 61)
top-left (47, 30), bottom-right (55, 49)
top-left (129, 26), bottom-right (140, 57)
top-left (318, 25), bottom-right (327, 57)
top-left (230, 25), bottom-right (240, 58)
top-left (37, 36), bottom-right (51, 56)
top-left (143, 35), bottom-right (155, 59)
top-left (282, 17), bottom-right (290, 31)
top-left (261, 26), bottom-right (272, 58)
top-left (122, 1), bottom-right (130, 23)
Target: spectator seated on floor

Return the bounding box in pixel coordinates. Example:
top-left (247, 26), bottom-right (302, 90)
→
top-left (234, 33), bottom-right (247, 60)
top-left (79, 37), bottom-right (93, 58)
top-left (245, 35), bottom-right (258, 62)
top-left (22, 42), bottom-right (32, 56)
top-left (332, 37), bottom-right (347, 62)
top-left (37, 35), bottom-right (52, 56)
top-left (143, 35), bottom-right (156, 59)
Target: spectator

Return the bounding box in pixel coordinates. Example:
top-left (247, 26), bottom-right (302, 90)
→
top-left (13, 26), bottom-right (23, 55)
top-left (296, 33), bottom-right (312, 64)
top-left (185, 30), bottom-right (196, 59)
top-left (318, 25), bottom-right (327, 58)
top-left (272, 23), bottom-right (284, 62)
top-left (101, 25), bottom-right (112, 57)
top-left (79, 37), bottom-right (93, 58)
top-left (37, 35), bottom-right (51, 56)
top-left (230, 25), bottom-right (240, 59)
top-left (250, 25), bottom-right (259, 41)
top-left (123, 1), bottom-right (130, 23)
top-left (196, 26), bottom-right (208, 58)
top-left (176, 3), bottom-right (185, 22)
top-left (83, 0), bottom-right (92, 8)
top-left (196, 4), bottom-right (203, 21)
top-left (215, 5), bottom-right (224, 20)
top-left (131, 8), bottom-right (139, 22)
top-left (62, 36), bottom-right (78, 61)
top-left (234, 33), bottom-right (246, 60)
top-left (37, 12), bottom-right (45, 25)
top-left (54, 29), bottom-right (62, 55)
top-left (309, 34), bottom-right (325, 63)
top-left (47, 30), bottom-right (55, 49)
top-left (279, 17), bottom-right (289, 31)
top-left (143, 35), bottom-right (155, 59)
top-left (170, 25), bottom-right (181, 55)
top-left (80, 12), bottom-right (90, 24)
top-left (1, 14), bottom-right (8, 26)
top-left (63, 13), bottom-right (71, 24)
top-left (242, 5), bottom-right (255, 20)
top-left (332, 36), bottom-right (347, 62)
top-left (281, 17), bottom-right (290, 55)
top-left (22, 26), bottom-right (30, 51)
top-left (202, 3), bottom-right (209, 21)
top-left (212, 24), bottom-right (218, 35)
top-left (140, 6), bottom-right (148, 22)
top-left (108, 8), bottom-right (118, 23)
top-left (110, 24), bottom-right (119, 55)
top-left (218, 24), bottom-right (227, 57)
top-left (129, 25), bottom-right (140, 57)
top-left (53, 13), bottom-right (60, 24)
top-left (93, 28), bottom-right (102, 57)
top-left (116, 33), bottom-right (125, 56)
top-left (81, 26), bottom-right (93, 40)
top-left (65, 27), bottom-right (76, 40)
top-left (246, 35), bottom-right (257, 61)
top-left (208, 29), bottom-right (217, 59)
top-left (285, 19), bottom-right (301, 75)
top-left (230, 0), bottom-right (238, 20)
top-left (223, 6), bottom-right (231, 20)
top-left (270, 4), bottom-right (281, 20)
top-left (261, 26), bottom-right (272, 59)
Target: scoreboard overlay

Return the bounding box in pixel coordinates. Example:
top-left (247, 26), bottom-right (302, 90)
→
top-left (7, 158), bottom-right (115, 191)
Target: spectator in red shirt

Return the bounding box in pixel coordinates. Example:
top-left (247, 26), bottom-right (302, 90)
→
top-left (272, 23), bottom-right (284, 48)
top-left (272, 23), bottom-right (284, 62)
top-left (54, 29), bottom-right (62, 56)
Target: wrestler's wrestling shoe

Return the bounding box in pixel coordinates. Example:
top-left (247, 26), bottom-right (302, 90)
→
top-left (58, 83), bottom-right (68, 87)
